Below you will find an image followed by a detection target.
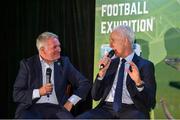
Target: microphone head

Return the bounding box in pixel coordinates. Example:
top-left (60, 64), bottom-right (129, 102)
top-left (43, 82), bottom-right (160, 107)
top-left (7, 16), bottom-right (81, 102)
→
top-left (46, 68), bottom-right (52, 75)
top-left (107, 50), bottom-right (115, 58)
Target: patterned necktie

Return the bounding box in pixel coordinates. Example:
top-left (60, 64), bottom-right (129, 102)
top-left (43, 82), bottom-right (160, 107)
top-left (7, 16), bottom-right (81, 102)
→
top-left (113, 59), bottom-right (126, 112)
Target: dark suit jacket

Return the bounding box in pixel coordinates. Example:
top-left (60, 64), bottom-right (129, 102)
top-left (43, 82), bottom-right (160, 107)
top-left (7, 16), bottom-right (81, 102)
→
top-left (92, 54), bottom-right (156, 115)
top-left (13, 55), bottom-right (91, 118)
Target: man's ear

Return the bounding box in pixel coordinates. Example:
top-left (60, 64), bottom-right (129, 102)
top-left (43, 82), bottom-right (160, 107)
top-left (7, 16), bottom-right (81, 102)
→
top-left (125, 38), bottom-right (131, 47)
top-left (39, 47), bottom-right (45, 55)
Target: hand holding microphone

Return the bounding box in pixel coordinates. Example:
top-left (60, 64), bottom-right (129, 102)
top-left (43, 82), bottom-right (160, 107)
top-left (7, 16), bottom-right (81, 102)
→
top-left (39, 68), bottom-right (53, 97)
top-left (98, 50), bottom-right (115, 78)
top-left (39, 83), bottom-right (53, 96)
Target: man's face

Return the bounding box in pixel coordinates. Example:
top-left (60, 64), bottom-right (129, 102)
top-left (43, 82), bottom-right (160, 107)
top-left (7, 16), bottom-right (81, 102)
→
top-left (109, 31), bottom-right (126, 57)
top-left (41, 37), bottom-right (61, 61)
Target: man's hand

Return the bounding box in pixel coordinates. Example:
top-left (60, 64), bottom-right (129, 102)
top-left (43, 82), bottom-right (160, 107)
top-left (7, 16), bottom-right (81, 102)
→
top-left (98, 54), bottom-right (111, 78)
top-left (39, 83), bottom-right (53, 96)
top-left (127, 62), bottom-right (143, 86)
top-left (64, 100), bottom-right (73, 112)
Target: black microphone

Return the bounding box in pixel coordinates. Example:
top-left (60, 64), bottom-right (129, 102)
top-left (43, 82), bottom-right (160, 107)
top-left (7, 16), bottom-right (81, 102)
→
top-left (99, 50), bottom-right (115, 70)
top-left (46, 68), bottom-right (52, 97)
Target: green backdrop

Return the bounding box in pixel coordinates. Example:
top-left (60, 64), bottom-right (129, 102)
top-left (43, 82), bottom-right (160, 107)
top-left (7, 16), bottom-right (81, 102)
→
top-left (94, 0), bottom-right (180, 119)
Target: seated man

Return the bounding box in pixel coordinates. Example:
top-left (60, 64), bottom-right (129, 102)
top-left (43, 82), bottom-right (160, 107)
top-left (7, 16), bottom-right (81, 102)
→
top-left (13, 32), bottom-right (91, 118)
top-left (77, 25), bottom-right (156, 119)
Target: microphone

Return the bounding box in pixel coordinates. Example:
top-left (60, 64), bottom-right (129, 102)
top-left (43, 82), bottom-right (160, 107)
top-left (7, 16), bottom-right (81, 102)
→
top-left (99, 50), bottom-right (115, 70)
top-left (46, 68), bottom-right (52, 97)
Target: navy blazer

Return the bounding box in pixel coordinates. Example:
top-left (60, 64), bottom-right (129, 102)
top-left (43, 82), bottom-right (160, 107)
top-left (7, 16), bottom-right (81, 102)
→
top-left (13, 55), bottom-right (91, 118)
top-left (92, 54), bottom-right (156, 114)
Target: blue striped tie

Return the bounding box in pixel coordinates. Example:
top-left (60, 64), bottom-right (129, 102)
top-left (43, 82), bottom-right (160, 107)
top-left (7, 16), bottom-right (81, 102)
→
top-left (113, 59), bottom-right (126, 112)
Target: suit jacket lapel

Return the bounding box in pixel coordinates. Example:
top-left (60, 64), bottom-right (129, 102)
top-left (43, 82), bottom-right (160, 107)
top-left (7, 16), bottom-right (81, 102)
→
top-left (126, 54), bottom-right (140, 86)
top-left (126, 54), bottom-right (140, 97)
top-left (54, 60), bottom-right (64, 102)
top-left (102, 58), bottom-right (120, 99)
top-left (34, 55), bottom-right (42, 88)
top-left (108, 57), bottom-right (120, 75)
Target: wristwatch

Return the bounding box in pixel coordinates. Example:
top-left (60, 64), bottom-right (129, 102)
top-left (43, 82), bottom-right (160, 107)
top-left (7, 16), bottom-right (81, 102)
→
top-left (136, 81), bottom-right (145, 88)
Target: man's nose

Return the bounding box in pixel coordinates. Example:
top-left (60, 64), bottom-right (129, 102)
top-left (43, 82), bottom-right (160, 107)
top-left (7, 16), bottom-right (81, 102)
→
top-left (57, 47), bottom-right (61, 52)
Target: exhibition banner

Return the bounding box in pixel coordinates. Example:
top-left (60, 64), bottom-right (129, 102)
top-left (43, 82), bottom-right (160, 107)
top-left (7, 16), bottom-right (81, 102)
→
top-left (94, 0), bottom-right (180, 118)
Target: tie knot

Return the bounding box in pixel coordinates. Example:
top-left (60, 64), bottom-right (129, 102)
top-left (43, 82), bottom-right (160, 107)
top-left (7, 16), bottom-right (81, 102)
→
top-left (121, 59), bottom-right (126, 64)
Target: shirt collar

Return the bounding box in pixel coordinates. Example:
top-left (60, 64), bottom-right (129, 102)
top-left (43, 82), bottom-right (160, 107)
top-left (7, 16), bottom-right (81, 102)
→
top-left (39, 55), bottom-right (54, 67)
top-left (120, 52), bottom-right (134, 63)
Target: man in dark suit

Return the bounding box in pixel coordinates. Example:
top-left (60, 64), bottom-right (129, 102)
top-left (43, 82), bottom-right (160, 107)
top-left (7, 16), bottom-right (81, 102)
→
top-left (13, 32), bottom-right (91, 118)
top-left (77, 25), bottom-right (156, 119)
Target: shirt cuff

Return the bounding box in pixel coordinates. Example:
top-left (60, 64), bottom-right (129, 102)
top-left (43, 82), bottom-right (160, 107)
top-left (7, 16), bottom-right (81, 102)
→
top-left (97, 76), bottom-right (104, 80)
top-left (32, 89), bottom-right (40, 100)
top-left (136, 86), bottom-right (144, 92)
top-left (68, 94), bottom-right (82, 105)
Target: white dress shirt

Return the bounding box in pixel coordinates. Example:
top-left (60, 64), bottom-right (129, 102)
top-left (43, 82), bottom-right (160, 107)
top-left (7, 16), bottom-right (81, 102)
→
top-left (32, 56), bottom-right (81, 105)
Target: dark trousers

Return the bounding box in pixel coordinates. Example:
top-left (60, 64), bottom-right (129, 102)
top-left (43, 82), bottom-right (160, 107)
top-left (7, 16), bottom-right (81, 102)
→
top-left (76, 102), bottom-right (149, 119)
top-left (19, 103), bottom-right (74, 119)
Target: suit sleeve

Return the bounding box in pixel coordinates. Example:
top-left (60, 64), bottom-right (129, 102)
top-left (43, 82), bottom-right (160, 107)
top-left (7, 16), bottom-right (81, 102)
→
top-left (135, 61), bottom-right (156, 109)
top-left (13, 59), bottom-right (33, 105)
top-left (91, 75), bottom-right (106, 101)
top-left (91, 59), bottom-right (117, 101)
top-left (65, 57), bottom-right (91, 101)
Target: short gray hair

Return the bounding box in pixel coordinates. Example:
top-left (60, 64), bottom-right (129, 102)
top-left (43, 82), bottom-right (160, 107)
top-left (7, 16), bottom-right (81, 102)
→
top-left (36, 32), bottom-right (59, 51)
top-left (113, 25), bottom-right (135, 48)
